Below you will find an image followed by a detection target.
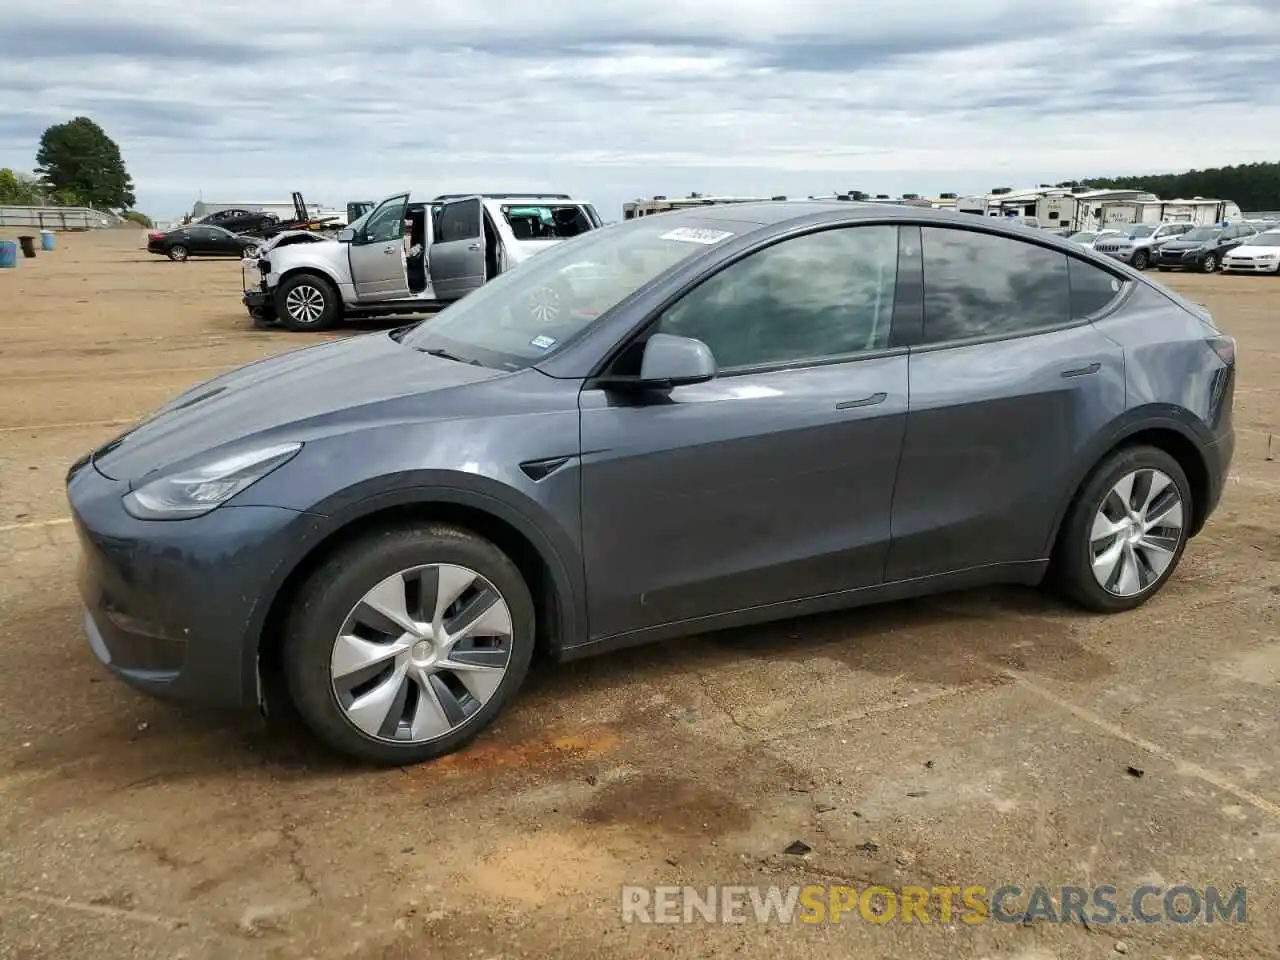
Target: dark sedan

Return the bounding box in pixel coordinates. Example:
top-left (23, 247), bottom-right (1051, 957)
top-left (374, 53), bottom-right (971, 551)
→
top-left (1155, 222), bottom-right (1257, 272)
top-left (146, 224), bottom-right (260, 262)
top-left (72, 202), bottom-right (1236, 766)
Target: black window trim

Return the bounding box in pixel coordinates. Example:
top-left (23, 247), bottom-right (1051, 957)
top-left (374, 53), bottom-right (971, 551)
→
top-left (904, 221), bottom-right (1136, 355)
top-left (589, 220), bottom-right (917, 384)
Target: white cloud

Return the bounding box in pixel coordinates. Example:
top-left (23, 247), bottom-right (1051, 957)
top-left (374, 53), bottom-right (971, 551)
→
top-left (1, 0), bottom-right (1278, 217)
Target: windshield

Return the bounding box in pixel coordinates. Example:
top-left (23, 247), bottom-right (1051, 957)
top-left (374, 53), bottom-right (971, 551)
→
top-left (399, 218), bottom-right (741, 369)
top-left (1244, 231), bottom-right (1280, 247)
top-left (1118, 225), bottom-right (1154, 238)
top-left (1182, 227), bottom-right (1221, 242)
top-left (502, 203), bottom-right (594, 240)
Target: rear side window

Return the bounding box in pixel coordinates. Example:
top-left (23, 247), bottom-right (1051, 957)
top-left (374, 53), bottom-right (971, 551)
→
top-left (1068, 257), bottom-right (1125, 319)
top-left (920, 227), bottom-right (1070, 342)
top-left (436, 200), bottom-right (481, 243)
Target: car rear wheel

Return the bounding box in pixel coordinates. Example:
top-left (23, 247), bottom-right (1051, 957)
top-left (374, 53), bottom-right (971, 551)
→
top-left (282, 523), bottom-right (536, 765)
top-left (1131, 249), bottom-right (1149, 270)
top-left (276, 273), bottom-right (340, 332)
top-left (167, 245), bottom-right (189, 262)
top-left (1201, 254), bottom-right (1218, 273)
top-left (1052, 445), bottom-right (1191, 613)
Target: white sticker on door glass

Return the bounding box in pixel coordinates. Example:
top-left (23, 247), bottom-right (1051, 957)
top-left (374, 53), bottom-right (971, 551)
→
top-left (659, 227), bottom-right (735, 245)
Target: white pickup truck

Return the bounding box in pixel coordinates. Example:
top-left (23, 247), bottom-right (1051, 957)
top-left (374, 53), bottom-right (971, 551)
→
top-left (243, 192), bottom-right (603, 331)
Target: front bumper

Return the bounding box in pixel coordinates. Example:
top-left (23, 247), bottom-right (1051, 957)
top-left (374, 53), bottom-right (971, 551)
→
top-left (1222, 259), bottom-right (1280, 273)
top-left (66, 453), bottom-right (319, 710)
top-left (1096, 246), bottom-right (1137, 263)
top-left (1155, 250), bottom-right (1203, 270)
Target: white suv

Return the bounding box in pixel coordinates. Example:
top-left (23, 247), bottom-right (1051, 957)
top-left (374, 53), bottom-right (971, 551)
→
top-left (245, 192), bottom-right (603, 331)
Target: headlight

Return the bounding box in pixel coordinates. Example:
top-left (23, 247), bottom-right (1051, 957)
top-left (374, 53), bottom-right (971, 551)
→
top-left (122, 442), bottom-right (302, 520)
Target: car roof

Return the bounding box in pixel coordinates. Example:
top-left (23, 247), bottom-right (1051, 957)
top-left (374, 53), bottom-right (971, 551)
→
top-left (635, 200), bottom-right (1105, 255)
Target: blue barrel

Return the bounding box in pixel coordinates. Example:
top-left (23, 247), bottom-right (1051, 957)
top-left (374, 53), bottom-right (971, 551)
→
top-left (40, 230), bottom-right (55, 252)
top-left (0, 240), bottom-right (16, 268)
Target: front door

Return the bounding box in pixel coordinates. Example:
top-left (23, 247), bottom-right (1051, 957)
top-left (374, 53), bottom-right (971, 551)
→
top-left (579, 223), bottom-right (913, 642)
top-left (429, 198), bottom-right (485, 300)
top-left (886, 225), bottom-right (1129, 581)
top-left (347, 193), bottom-right (410, 301)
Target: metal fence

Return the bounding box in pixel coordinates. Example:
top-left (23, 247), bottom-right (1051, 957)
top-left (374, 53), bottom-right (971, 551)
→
top-left (0, 205), bottom-right (121, 231)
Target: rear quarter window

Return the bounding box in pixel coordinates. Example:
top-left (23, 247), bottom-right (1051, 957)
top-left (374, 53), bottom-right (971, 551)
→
top-left (1068, 257), bottom-right (1126, 319)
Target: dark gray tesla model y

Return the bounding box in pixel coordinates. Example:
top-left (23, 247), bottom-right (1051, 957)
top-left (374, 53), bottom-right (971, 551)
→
top-left (66, 201), bottom-right (1236, 765)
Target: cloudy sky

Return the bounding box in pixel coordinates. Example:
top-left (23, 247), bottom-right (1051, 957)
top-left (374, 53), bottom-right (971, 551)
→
top-left (2, 0), bottom-right (1278, 219)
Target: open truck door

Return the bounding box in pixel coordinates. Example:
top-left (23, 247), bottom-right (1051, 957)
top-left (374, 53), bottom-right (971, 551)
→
top-left (429, 197), bottom-right (485, 300)
top-left (346, 193), bottom-right (410, 301)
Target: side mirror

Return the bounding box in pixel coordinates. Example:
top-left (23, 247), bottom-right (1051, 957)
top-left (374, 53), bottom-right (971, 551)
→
top-left (337, 228), bottom-right (355, 243)
top-left (638, 333), bottom-right (717, 387)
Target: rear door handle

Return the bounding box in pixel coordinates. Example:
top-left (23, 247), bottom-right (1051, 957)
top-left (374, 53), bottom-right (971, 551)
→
top-left (835, 392), bottom-right (888, 410)
top-left (1060, 362), bottom-right (1101, 379)
top-left (467, 243), bottom-right (481, 251)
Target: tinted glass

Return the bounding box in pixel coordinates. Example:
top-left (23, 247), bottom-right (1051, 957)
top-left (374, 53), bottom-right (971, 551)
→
top-left (1068, 257), bottom-right (1125, 319)
top-left (364, 198), bottom-right (407, 242)
top-left (920, 227), bottom-right (1070, 342)
top-left (502, 204), bottom-right (592, 239)
top-left (437, 200), bottom-right (480, 243)
top-left (656, 226), bottom-right (899, 370)
top-left (400, 217), bottom-right (739, 369)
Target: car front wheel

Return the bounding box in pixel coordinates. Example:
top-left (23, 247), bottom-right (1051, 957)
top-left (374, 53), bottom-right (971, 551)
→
top-left (1131, 249), bottom-right (1149, 270)
top-left (1201, 254), bottom-right (1218, 273)
top-left (1052, 445), bottom-right (1191, 613)
top-left (282, 523), bottom-right (536, 765)
top-left (276, 273), bottom-right (341, 332)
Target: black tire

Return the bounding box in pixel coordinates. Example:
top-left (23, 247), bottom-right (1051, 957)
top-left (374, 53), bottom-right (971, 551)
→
top-left (276, 273), bottom-right (341, 332)
top-left (1051, 445), bottom-right (1192, 613)
top-left (1201, 254), bottom-right (1217, 273)
top-left (1131, 249), bottom-right (1149, 270)
top-left (282, 523), bottom-right (536, 766)
top-left (167, 245), bottom-right (189, 262)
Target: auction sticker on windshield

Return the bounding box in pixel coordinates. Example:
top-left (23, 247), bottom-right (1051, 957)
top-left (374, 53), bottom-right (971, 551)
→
top-left (660, 227), bottom-right (735, 245)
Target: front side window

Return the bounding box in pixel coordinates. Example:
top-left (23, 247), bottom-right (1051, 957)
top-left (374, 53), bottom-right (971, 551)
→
top-left (656, 226), bottom-right (899, 371)
top-left (362, 196), bottom-right (408, 243)
top-left (920, 227), bottom-right (1070, 342)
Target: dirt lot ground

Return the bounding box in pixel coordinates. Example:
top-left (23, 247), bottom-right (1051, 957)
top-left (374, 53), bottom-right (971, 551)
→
top-left (1, 229), bottom-right (1277, 959)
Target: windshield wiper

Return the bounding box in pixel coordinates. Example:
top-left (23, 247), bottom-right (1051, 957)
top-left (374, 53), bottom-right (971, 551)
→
top-left (419, 346), bottom-right (482, 366)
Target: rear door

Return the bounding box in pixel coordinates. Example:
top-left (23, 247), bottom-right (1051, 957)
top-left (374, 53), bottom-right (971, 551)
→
top-left (579, 223), bottom-right (914, 641)
top-left (347, 193), bottom-right (410, 301)
top-left (429, 198), bottom-right (485, 299)
top-left (885, 225), bottom-right (1129, 581)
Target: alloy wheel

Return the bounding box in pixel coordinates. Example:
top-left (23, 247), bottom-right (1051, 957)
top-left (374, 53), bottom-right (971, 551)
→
top-left (330, 563), bottom-right (514, 743)
top-left (285, 284), bottom-right (327, 325)
top-left (1202, 254), bottom-right (1217, 273)
top-left (1089, 468), bottom-right (1184, 598)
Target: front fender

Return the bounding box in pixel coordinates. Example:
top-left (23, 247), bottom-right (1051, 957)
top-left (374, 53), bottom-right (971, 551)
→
top-left (265, 242), bottom-right (349, 294)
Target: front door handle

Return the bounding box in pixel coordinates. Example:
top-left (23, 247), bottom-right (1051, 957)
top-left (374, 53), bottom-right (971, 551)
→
top-left (1060, 362), bottom-right (1102, 379)
top-left (467, 243), bottom-right (481, 251)
top-left (835, 392), bottom-right (888, 410)
top-left (383, 246), bottom-right (397, 254)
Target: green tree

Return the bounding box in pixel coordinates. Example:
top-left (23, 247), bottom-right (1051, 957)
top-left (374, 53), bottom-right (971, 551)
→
top-left (34, 116), bottom-right (136, 210)
top-left (1080, 161), bottom-right (1280, 212)
top-left (0, 168), bottom-right (44, 205)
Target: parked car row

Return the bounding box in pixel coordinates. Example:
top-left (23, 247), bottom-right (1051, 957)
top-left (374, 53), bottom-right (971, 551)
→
top-left (1088, 220), bottom-right (1280, 273)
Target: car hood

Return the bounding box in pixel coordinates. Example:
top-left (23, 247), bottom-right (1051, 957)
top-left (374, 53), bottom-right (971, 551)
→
top-left (1160, 239), bottom-right (1213, 251)
top-left (91, 329), bottom-right (506, 485)
top-left (1227, 245), bottom-right (1276, 256)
